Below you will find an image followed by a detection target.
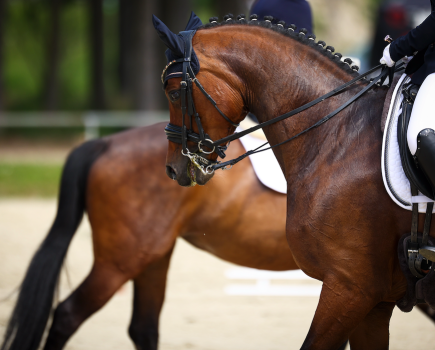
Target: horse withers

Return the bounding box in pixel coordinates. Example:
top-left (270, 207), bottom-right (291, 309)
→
top-left (156, 13), bottom-right (432, 350)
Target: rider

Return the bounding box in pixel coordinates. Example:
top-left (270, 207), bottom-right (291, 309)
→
top-left (250, 0), bottom-right (313, 35)
top-left (380, 0), bottom-right (435, 192)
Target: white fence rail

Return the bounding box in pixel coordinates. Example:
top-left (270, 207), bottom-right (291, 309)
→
top-left (0, 111), bottom-right (169, 140)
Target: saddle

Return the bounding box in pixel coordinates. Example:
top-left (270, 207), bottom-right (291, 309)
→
top-left (396, 82), bottom-right (435, 313)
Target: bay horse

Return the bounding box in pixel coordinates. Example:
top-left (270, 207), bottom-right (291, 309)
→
top-left (158, 15), bottom-right (435, 350)
top-left (1, 122), bottom-right (300, 350)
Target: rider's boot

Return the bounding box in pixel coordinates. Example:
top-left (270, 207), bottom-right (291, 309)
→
top-left (415, 128), bottom-right (435, 197)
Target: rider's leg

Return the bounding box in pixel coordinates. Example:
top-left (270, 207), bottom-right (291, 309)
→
top-left (407, 74), bottom-right (435, 193)
top-left (407, 73), bottom-right (435, 155)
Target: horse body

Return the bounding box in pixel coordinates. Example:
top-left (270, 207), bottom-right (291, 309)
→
top-left (1, 122), bottom-right (297, 350)
top-left (87, 123), bottom-right (291, 271)
top-left (163, 24), bottom-right (431, 348)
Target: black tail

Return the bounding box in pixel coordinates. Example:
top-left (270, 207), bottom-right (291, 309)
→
top-left (1, 139), bottom-right (108, 350)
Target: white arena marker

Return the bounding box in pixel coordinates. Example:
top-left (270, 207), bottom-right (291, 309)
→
top-left (225, 284), bottom-right (322, 296)
top-left (225, 268), bottom-right (312, 280)
top-left (224, 268), bottom-right (322, 296)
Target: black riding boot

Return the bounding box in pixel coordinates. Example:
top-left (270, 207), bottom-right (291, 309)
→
top-left (415, 128), bottom-right (435, 197)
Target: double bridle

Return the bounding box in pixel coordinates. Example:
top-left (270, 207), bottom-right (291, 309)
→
top-left (164, 29), bottom-right (401, 175)
top-left (164, 30), bottom-right (239, 175)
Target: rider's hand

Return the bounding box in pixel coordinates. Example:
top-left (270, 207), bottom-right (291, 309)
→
top-left (380, 44), bottom-right (395, 67)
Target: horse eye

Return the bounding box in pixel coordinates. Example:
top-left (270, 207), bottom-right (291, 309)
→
top-left (169, 90), bottom-right (180, 102)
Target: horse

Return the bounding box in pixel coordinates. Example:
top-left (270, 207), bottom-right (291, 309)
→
top-left (157, 14), bottom-right (435, 349)
top-left (1, 122), bottom-right (303, 350)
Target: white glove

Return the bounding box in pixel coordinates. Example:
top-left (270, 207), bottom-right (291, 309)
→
top-left (380, 44), bottom-right (395, 67)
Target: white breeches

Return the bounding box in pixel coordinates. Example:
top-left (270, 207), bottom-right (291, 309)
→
top-left (407, 73), bottom-right (435, 155)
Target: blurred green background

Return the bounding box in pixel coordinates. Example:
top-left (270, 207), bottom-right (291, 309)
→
top-left (2, 0), bottom-right (384, 112)
top-left (0, 0), bottom-right (385, 196)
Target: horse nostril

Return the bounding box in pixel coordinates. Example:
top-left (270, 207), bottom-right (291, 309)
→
top-left (166, 165), bottom-right (177, 180)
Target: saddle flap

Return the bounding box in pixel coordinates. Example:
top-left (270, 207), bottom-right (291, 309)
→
top-left (397, 85), bottom-right (435, 200)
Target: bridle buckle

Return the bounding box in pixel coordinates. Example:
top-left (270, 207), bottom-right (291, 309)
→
top-left (198, 139), bottom-right (215, 154)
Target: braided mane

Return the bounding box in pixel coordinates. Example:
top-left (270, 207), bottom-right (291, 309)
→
top-left (198, 14), bottom-right (360, 77)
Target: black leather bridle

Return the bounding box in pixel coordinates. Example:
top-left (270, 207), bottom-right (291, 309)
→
top-left (164, 30), bottom-right (240, 174)
top-left (164, 29), bottom-right (400, 175)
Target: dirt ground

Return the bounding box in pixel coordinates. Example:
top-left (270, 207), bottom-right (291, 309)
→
top-left (1, 199), bottom-right (435, 350)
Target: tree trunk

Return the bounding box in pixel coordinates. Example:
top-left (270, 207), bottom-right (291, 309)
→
top-left (118, 0), bottom-right (131, 96)
top-left (118, 0), bottom-right (193, 110)
top-left (0, 0), bottom-right (5, 110)
top-left (128, 0), bottom-right (160, 110)
top-left (89, 0), bottom-right (105, 109)
top-left (42, 0), bottom-right (61, 110)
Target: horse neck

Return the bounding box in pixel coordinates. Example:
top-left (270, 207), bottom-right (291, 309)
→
top-left (198, 26), bottom-right (386, 180)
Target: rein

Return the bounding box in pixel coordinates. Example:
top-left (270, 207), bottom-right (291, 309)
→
top-left (164, 29), bottom-right (400, 175)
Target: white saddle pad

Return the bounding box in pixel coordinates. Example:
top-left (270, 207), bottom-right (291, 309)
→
top-left (381, 74), bottom-right (435, 213)
top-left (237, 119), bottom-right (287, 194)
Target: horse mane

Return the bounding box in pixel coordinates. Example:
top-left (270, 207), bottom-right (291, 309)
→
top-left (198, 14), bottom-right (360, 78)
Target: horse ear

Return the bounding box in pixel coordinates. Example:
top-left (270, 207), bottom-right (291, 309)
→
top-left (185, 11), bottom-right (203, 31)
top-left (152, 14), bottom-right (184, 56)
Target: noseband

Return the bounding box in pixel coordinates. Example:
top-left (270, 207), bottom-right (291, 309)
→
top-left (163, 30), bottom-right (239, 175)
top-left (163, 30), bottom-right (402, 175)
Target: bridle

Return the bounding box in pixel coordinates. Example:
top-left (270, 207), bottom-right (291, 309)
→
top-left (164, 29), bottom-right (401, 175)
top-left (164, 30), bottom-right (239, 175)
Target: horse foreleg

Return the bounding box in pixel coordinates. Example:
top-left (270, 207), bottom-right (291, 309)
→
top-left (348, 302), bottom-right (395, 350)
top-left (300, 279), bottom-right (380, 350)
top-left (43, 263), bottom-right (129, 350)
top-left (128, 247), bottom-right (174, 350)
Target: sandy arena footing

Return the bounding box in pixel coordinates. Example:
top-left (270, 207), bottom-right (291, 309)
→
top-left (1, 199), bottom-right (434, 349)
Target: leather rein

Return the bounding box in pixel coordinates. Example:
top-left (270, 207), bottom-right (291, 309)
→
top-left (164, 30), bottom-right (400, 175)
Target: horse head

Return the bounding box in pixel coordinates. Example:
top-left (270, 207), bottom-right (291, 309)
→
top-left (153, 13), bottom-right (247, 186)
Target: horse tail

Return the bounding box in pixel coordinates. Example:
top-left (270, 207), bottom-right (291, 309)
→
top-left (0, 139), bottom-right (108, 350)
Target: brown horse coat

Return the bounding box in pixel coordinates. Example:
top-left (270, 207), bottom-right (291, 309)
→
top-left (162, 22), bottom-right (434, 349)
top-left (1, 123), bottom-right (298, 350)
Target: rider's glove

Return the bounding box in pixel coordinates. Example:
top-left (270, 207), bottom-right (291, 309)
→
top-left (380, 44), bottom-right (395, 67)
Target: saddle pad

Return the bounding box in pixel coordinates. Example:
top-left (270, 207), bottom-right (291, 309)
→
top-left (381, 74), bottom-right (435, 213)
top-left (237, 120), bottom-right (287, 194)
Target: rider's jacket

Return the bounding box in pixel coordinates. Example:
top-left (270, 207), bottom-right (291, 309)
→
top-left (390, 0), bottom-right (435, 84)
top-left (251, 0), bottom-right (313, 35)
